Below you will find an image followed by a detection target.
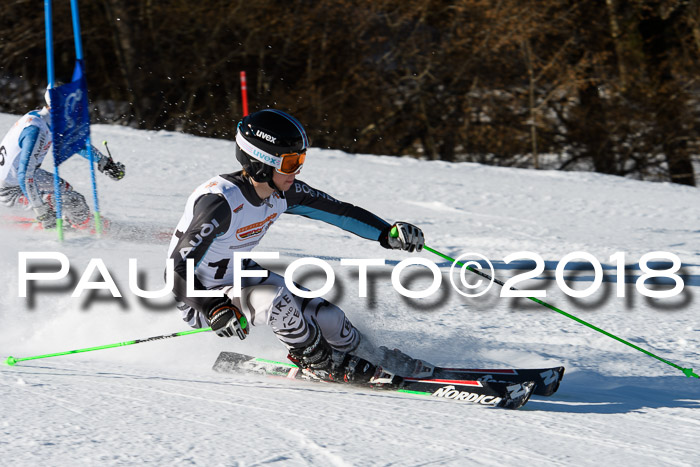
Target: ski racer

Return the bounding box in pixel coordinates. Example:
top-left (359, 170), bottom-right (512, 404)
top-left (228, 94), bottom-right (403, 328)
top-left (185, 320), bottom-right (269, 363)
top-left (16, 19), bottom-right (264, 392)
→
top-left (168, 109), bottom-right (433, 383)
top-left (0, 91), bottom-right (126, 229)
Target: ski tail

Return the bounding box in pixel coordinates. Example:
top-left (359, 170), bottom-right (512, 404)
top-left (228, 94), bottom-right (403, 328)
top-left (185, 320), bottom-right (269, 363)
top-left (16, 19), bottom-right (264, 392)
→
top-left (213, 351), bottom-right (301, 378)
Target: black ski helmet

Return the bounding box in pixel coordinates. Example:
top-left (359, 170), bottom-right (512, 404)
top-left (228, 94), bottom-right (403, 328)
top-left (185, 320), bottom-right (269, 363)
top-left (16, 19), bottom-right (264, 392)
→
top-left (235, 109), bottom-right (309, 183)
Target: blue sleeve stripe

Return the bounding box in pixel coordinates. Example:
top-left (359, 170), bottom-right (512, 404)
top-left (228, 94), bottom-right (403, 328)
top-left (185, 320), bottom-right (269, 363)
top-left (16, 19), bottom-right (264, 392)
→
top-left (77, 145), bottom-right (104, 163)
top-left (17, 126), bottom-right (40, 199)
top-left (285, 204), bottom-right (383, 240)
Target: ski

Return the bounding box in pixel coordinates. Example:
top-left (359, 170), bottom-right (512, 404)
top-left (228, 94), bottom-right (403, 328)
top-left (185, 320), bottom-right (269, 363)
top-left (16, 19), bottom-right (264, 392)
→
top-left (437, 366), bottom-right (565, 397)
top-left (212, 351), bottom-right (537, 410)
top-left (0, 214), bottom-right (171, 243)
top-left (0, 214), bottom-right (43, 231)
top-left (0, 213), bottom-right (108, 234)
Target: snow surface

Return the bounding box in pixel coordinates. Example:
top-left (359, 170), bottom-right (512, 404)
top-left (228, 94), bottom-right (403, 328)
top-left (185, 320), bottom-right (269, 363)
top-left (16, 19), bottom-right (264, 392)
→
top-left (1, 111), bottom-right (699, 466)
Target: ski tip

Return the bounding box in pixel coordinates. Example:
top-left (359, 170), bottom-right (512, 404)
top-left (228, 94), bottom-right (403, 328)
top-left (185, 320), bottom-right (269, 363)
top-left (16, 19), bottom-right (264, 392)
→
top-left (682, 368), bottom-right (699, 379)
top-left (5, 356), bottom-right (17, 366)
top-left (543, 366), bottom-right (565, 396)
top-left (500, 381), bottom-right (535, 410)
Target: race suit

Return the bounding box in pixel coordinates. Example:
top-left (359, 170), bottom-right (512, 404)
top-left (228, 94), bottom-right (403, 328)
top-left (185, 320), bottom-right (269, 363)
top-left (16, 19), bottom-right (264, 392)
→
top-left (167, 172), bottom-right (390, 352)
top-left (0, 108), bottom-right (106, 224)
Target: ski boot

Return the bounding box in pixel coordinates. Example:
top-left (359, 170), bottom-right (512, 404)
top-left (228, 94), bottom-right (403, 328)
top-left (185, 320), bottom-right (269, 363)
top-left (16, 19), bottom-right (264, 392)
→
top-left (377, 346), bottom-right (435, 379)
top-left (352, 338), bottom-right (435, 379)
top-left (287, 327), bottom-right (378, 384)
top-left (287, 326), bottom-right (336, 382)
top-left (334, 347), bottom-right (434, 388)
top-left (331, 351), bottom-right (380, 384)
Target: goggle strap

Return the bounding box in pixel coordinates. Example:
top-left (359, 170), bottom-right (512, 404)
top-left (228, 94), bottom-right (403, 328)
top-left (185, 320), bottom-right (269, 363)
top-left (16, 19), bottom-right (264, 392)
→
top-left (236, 130), bottom-right (282, 168)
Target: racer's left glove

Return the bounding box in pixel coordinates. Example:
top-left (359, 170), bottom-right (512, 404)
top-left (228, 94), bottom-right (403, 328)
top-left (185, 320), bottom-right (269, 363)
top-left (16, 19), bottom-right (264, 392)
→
top-left (380, 222), bottom-right (425, 253)
top-left (98, 156), bottom-right (126, 181)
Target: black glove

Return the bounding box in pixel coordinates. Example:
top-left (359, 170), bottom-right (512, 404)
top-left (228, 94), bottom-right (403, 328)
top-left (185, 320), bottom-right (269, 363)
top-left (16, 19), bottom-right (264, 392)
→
top-left (380, 222), bottom-right (424, 252)
top-left (206, 298), bottom-right (249, 339)
top-left (98, 156), bottom-right (126, 181)
top-left (34, 203), bottom-right (56, 229)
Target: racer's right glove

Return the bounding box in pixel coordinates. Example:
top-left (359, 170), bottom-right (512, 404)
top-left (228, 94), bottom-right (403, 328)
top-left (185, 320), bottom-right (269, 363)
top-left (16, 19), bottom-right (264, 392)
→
top-left (206, 298), bottom-right (249, 340)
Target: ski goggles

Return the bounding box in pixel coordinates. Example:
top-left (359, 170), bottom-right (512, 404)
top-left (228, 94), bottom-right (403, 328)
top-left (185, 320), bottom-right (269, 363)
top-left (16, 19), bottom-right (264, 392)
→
top-left (236, 130), bottom-right (306, 175)
top-left (277, 151), bottom-right (306, 174)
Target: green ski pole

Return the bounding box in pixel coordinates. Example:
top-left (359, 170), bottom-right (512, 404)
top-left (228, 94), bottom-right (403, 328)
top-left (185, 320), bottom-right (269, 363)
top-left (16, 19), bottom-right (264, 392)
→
top-left (390, 226), bottom-right (698, 378)
top-left (4, 327), bottom-right (212, 366)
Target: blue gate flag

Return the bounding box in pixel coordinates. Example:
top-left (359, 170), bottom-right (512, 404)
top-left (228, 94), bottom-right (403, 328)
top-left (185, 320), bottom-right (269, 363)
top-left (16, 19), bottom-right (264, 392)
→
top-left (49, 60), bottom-right (90, 166)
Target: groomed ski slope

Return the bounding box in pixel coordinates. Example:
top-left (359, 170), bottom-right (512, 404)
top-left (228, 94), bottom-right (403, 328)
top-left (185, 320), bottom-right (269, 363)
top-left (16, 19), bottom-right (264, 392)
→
top-left (1, 112), bottom-right (698, 466)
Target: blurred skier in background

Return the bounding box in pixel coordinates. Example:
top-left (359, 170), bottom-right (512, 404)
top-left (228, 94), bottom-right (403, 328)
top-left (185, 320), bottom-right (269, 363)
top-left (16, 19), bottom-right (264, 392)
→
top-left (0, 89), bottom-right (126, 229)
top-left (168, 109), bottom-right (433, 383)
